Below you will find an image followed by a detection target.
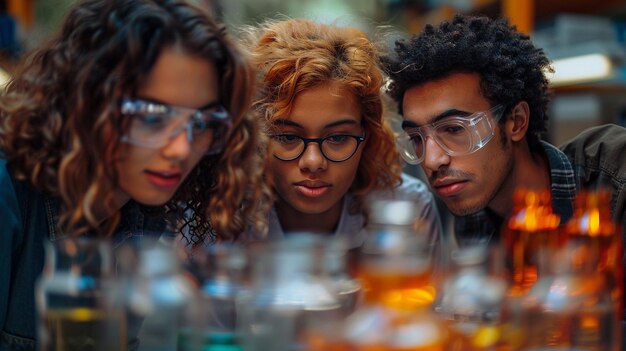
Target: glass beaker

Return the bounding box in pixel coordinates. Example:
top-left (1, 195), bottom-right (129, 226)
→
top-left (36, 237), bottom-right (126, 351)
top-left (501, 188), bottom-right (563, 296)
top-left (335, 196), bottom-right (448, 350)
top-left (437, 245), bottom-right (507, 350)
top-left (117, 238), bottom-right (194, 351)
top-left (178, 242), bottom-right (247, 351)
top-left (521, 243), bottom-right (615, 351)
top-left (323, 237), bottom-right (362, 318)
top-left (564, 188), bottom-right (622, 351)
top-left (238, 233), bottom-right (342, 351)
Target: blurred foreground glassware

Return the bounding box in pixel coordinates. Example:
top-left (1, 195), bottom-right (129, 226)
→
top-left (117, 238), bottom-right (194, 351)
top-left (178, 243), bottom-right (247, 351)
top-left (308, 196), bottom-right (448, 350)
top-left (437, 245), bottom-right (507, 350)
top-left (323, 237), bottom-right (362, 318)
top-left (238, 233), bottom-right (341, 351)
top-left (520, 243), bottom-right (615, 351)
top-left (37, 237), bottom-right (126, 351)
top-left (501, 188), bottom-right (563, 297)
top-left (498, 188), bottom-right (564, 350)
top-left (501, 188), bottom-right (622, 351)
top-left (563, 188), bottom-right (622, 350)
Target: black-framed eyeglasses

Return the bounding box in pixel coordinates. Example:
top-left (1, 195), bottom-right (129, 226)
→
top-left (119, 97), bottom-right (231, 154)
top-left (269, 134), bottom-right (366, 162)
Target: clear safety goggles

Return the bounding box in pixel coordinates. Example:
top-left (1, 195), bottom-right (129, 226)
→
top-left (397, 105), bottom-right (505, 165)
top-left (120, 98), bottom-right (231, 154)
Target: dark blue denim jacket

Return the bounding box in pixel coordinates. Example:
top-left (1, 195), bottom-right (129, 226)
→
top-left (0, 158), bottom-right (171, 350)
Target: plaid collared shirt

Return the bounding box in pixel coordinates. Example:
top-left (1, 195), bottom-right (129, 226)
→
top-left (455, 124), bottom-right (626, 324)
top-left (454, 141), bottom-right (577, 248)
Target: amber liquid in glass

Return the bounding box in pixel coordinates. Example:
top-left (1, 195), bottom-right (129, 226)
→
top-left (564, 189), bottom-right (623, 351)
top-left (502, 227), bottom-right (564, 296)
top-left (306, 266), bottom-right (446, 351)
top-left (523, 307), bottom-right (613, 351)
top-left (358, 260), bottom-right (435, 309)
top-left (446, 321), bottom-right (505, 351)
top-left (502, 189), bottom-right (562, 296)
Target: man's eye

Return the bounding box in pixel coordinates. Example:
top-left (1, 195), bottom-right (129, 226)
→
top-left (443, 125), bottom-right (465, 134)
top-left (436, 121), bottom-right (465, 135)
top-left (405, 129), bottom-right (422, 140)
top-left (410, 134), bottom-right (423, 143)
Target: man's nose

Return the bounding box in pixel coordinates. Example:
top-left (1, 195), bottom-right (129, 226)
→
top-left (422, 136), bottom-right (450, 172)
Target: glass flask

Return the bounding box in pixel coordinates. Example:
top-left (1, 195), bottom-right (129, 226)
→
top-left (501, 188), bottom-right (563, 297)
top-left (178, 242), bottom-right (247, 351)
top-left (317, 196), bottom-right (448, 351)
top-left (118, 238), bottom-right (194, 351)
top-left (563, 188), bottom-right (622, 351)
top-left (498, 188), bottom-right (564, 350)
top-left (238, 233), bottom-right (341, 351)
top-left (36, 237), bottom-right (126, 351)
top-left (323, 237), bottom-right (362, 318)
top-left (520, 243), bottom-right (615, 351)
top-left (437, 245), bottom-right (507, 351)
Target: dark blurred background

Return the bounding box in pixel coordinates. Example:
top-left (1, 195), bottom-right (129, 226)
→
top-left (2, 0), bottom-right (624, 143)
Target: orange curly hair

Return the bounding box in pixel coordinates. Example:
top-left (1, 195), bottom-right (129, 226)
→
top-left (249, 19), bottom-right (402, 218)
top-left (0, 0), bottom-right (268, 243)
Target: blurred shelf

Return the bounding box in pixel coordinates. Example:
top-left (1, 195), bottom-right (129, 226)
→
top-left (551, 83), bottom-right (626, 93)
top-left (535, 0), bottom-right (626, 22)
top-left (6, 0), bottom-right (34, 28)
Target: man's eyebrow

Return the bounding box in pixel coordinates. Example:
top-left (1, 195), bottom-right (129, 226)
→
top-left (401, 120), bottom-right (418, 130)
top-left (401, 109), bottom-right (470, 130)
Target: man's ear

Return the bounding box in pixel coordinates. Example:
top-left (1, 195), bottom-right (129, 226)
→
top-left (506, 101), bottom-right (530, 142)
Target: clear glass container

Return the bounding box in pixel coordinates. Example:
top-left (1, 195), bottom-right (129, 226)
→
top-left (323, 237), bottom-right (362, 318)
top-left (315, 196), bottom-right (448, 351)
top-left (117, 239), bottom-right (193, 351)
top-left (36, 237), bottom-right (126, 351)
top-left (238, 233), bottom-right (341, 351)
top-left (178, 242), bottom-right (247, 351)
top-left (520, 244), bottom-right (615, 351)
top-left (437, 245), bottom-right (507, 350)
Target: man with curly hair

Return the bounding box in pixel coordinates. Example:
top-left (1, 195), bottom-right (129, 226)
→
top-left (382, 14), bottom-right (626, 248)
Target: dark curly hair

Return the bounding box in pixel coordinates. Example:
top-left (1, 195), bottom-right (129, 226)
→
top-left (0, 0), bottom-right (268, 243)
top-left (381, 14), bottom-right (553, 153)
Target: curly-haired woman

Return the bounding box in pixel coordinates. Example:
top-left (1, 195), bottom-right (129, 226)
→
top-left (0, 0), bottom-right (266, 348)
top-left (247, 19), bottom-right (442, 255)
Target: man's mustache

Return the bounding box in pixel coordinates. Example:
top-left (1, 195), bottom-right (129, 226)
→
top-left (429, 169), bottom-right (473, 183)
